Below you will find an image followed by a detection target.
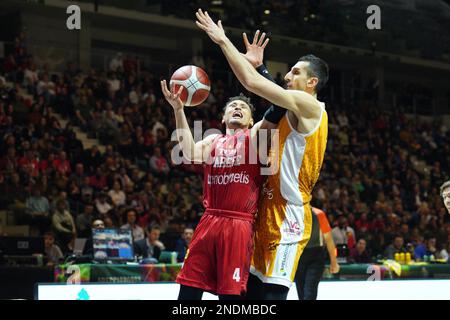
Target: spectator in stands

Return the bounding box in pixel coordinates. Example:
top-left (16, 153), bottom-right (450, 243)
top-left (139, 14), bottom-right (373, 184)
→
top-left (83, 219), bottom-right (105, 256)
top-left (66, 133), bottom-right (84, 162)
top-left (44, 231), bottom-right (64, 266)
top-left (92, 219), bottom-right (105, 230)
top-left (36, 73), bottom-right (55, 103)
top-left (355, 212), bottom-right (371, 236)
top-left (332, 216), bottom-right (356, 248)
top-left (74, 95), bottom-right (93, 130)
top-left (438, 241), bottom-right (450, 262)
top-left (149, 147), bottom-right (169, 176)
top-left (0, 147), bottom-right (18, 174)
top-left (175, 227), bottom-right (194, 262)
top-left (441, 180), bottom-right (450, 214)
top-left (19, 150), bottom-right (40, 178)
top-left (95, 192), bottom-right (113, 216)
top-left (134, 225), bottom-right (165, 261)
top-left (49, 190), bottom-right (68, 213)
top-left (426, 236), bottom-right (438, 258)
top-left (118, 124), bottom-right (134, 157)
top-left (413, 235), bottom-right (426, 261)
top-left (25, 187), bottom-right (51, 235)
top-left (384, 235), bottom-right (406, 260)
top-left (149, 116), bottom-right (164, 138)
top-left (116, 167), bottom-right (132, 188)
top-left (99, 109), bottom-right (121, 144)
top-left (53, 151), bottom-right (71, 175)
top-left (399, 223), bottom-right (411, 244)
top-left (348, 238), bottom-right (372, 263)
top-left (123, 54), bottom-right (137, 74)
top-left (84, 146), bottom-right (103, 174)
top-left (121, 208), bottom-right (145, 242)
top-left (109, 52), bottom-right (123, 73)
top-left (52, 198), bottom-right (76, 253)
top-left (76, 203), bottom-right (95, 238)
top-left (89, 167), bottom-right (108, 191)
top-left (69, 163), bottom-right (86, 188)
top-left (3, 172), bottom-right (27, 218)
top-left (108, 180), bottom-right (126, 207)
top-left (104, 216), bottom-right (115, 228)
top-left (107, 72), bottom-right (121, 96)
top-left (80, 176), bottom-right (94, 203)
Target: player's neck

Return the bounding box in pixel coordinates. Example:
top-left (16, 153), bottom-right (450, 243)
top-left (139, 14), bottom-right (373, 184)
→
top-left (225, 125), bottom-right (247, 135)
top-left (303, 88), bottom-right (317, 99)
top-left (308, 91), bottom-right (318, 100)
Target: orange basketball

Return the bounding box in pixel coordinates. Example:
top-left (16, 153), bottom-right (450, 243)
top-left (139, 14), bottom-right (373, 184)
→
top-left (170, 65), bottom-right (210, 106)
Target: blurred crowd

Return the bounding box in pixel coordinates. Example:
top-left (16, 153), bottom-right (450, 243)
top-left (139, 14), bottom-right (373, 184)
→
top-left (160, 0), bottom-right (450, 61)
top-left (318, 103), bottom-right (449, 262)
top-left (0, 31), bottom-right (448, 267)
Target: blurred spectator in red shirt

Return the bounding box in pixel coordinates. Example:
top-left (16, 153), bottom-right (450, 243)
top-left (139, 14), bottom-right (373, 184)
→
top-left (349, 238), bottom-right (372, 263)
top-left (123, 55), bottom-right (137, 75)
top-left (89, 167), bottom-right (108, 190)
top-left (19, 150), bottom-right (40, 178)
top-left (149, 147), bottom-right (169, 176)
top-left (355, 212), bottom-right (371, 234)
top-left (53, 151), bottom-right (71, 175)
top-left (371, 213), bottom-right (386, 233)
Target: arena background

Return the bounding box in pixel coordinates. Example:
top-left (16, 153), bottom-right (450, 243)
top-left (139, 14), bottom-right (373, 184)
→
top-left (0, 0), bottom-right (449, 300)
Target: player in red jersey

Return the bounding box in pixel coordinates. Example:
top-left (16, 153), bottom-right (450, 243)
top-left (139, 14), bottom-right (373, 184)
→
top-left (160, 77), bottom-right (281, 300)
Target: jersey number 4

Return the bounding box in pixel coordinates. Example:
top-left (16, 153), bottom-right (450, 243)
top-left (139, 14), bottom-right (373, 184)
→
top-left (232, 268), bottom-right (240, 282)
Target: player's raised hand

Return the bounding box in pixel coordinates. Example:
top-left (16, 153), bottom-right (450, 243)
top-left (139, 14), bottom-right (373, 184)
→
top-left (242, 30), bottom-right (269, 68)
top-left (160, 80), bottom-right (184, 111)
top-left (195, 9), bottom-right (227, 45)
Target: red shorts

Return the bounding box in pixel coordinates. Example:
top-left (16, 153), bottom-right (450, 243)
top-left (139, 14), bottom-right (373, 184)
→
top-left (176, 208), bottom-right (254, 296)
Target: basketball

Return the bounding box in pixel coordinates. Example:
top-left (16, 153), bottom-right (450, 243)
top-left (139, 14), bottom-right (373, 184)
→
top-left (170, 65), bottom-right (210, 106)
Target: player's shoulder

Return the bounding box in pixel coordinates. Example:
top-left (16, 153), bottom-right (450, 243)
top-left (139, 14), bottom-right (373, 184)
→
top-left (203, 133), bottom-right (222, 143)
top-left (309, 100), bottom-right (327, 129)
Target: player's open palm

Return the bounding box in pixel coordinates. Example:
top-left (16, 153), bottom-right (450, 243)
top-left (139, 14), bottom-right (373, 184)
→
top-left (160, 80), bottom-right (184, 111)
top-left (195, 9), bottom-right (226, 45)
top-left (242, 30), bottom-right (269, 68)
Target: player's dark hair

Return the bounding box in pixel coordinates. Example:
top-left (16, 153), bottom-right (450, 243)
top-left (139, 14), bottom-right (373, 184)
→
top-left (223, 93), bottom-right (255, 113)
top-left (298, 54), bottom-right (329, 93)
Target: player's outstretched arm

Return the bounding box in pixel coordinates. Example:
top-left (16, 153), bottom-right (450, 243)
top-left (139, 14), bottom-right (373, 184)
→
top-left (160, 80), bottom-right (216, 163)
top-left (195, 9), bottom-right (321, 122)
top-left (242, 31), bottom-right (286, 127)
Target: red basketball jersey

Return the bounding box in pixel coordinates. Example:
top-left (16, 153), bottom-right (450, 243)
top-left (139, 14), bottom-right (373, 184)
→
top-left (202, 129), bottom-right (263, 215)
